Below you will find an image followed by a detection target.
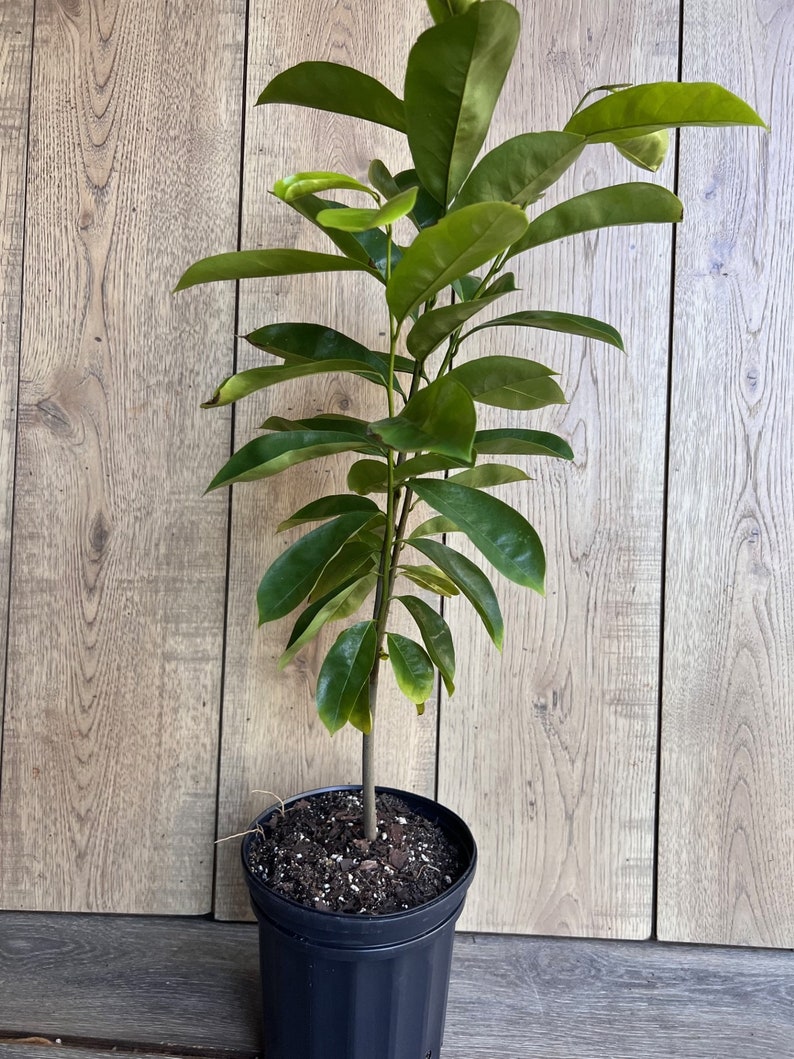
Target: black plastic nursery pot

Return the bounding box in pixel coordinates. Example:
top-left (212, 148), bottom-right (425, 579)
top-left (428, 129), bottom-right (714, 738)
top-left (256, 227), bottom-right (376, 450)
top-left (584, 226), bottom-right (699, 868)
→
top-left (241, 784), bottom-right (477, 1059)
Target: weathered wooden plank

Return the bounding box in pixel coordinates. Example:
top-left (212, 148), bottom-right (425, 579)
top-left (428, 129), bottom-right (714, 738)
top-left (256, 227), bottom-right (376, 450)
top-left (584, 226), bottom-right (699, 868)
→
top-left (213, 0), bottom-right (436, 920)
top-left (1, 914), bottom-right (792, 1058)
top-left (0, 0), bottom-right (245, 913)
top-left (0, 1), bottom-right (34, 758)
top-left (439, 2), bottom-right (678, 936)
top-left (0, 1049), bottom-right (206, 1059)
top-left (658, 1), bottom-right (794, 945)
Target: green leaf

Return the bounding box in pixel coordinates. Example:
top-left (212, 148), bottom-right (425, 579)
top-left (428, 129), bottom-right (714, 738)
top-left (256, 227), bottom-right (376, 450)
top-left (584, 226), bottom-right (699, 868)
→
top-left (394, 452), bottom-right (472, 484)
top-left (369, 376), bottom-right (476, 462)
top-left (614, 130), bottom-right (670, 172)
top-left (387, 202), bottom-right (528, 323)
top-left (387, 633), bottom-right (435, 709)
top-left (316, 621), bottom-right (378, 735)
top-left (426, 0), bottom-right (478, 23)
top-left (448, 463), bottom-right (530, 488)
top-left (507, 183), bottom-right (684, 259)
top-left (475, 428), bottom-right (574, 460)
top-left (277, 494), bottom-right (380, 532)
top-left (564, 81), bottom-right (768, 142)
top-left (411, 538), bottom-right (504, 649)
top-left (257, 512), bottom-right (377, 623)
top-left (257, 62), bottom-right (407, 132)
top-left (175, 249), bottom-right (379, 291)
top-left (309, 541), bottom-right (379, 601)
top-left (317, 187), bottom-right (418, 233)
top-left (398, 564), bottom-right (460, 597)
top-left (410, 478), bottom-right (545, 591)
top-left (348, 683), bottom-right (372, 735)
top-left (405, 1), bottom-right (521, 205)
top-left (347, 459), bottom-right (389, 495)
top-left (408, 515), bottom-right (460, 539)
top-left (203, 359), bottom-right (386, 407)
top-left (452, 131), bottom-right (585, 210)
top-left (449, 355), bottom-right (566, 411)
top-left (245, 322), bottom-right (399, 389)
top-left (463, 309), bottom-right (624, 350)
top-left (273, 171), bottom-right (378, 203)
top-left (279, 574), bottom-right (378, 668)
top-left (207, 431), bottom-right (381, 491)
top-left (393, 169), bottom-right (444, 229)
top-left (396, 596), bottom-right (456, 695)
top-left (283, 195), bottom-right (397, 277)
top-left (261, 413), bottom-right (370, 436)
top-left (368, 159), bottom-right (403, 200)
top-left (406, 273), bottom-right (517, 361)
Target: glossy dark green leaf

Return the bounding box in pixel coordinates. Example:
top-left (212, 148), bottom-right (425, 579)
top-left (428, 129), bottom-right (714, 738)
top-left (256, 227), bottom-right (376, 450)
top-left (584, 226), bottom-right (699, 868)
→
top-left (405, 1), bottom-right (520, 205)
top-left (448, 463), bottom-right (530, 488)
top-left (175, 249), bottom-right (379, 291)
top-left (463, 308), bottom-right (624, 350)
top-left (261, 413), bottom-right (370, 436)
top-left (564, 81), bottom-right (767, 142)
top-left (203, 359), bottom-right (386, 408)
top-left (453, 274), bottom-right (485, 301)
top-left (452, 131), bottom-right (585, 210)
top-left (368, 159), bottom-right (402, 200)
top-left (317, 188), bottom-right (418, 233)
top-left (284, 195), bottom-right (397, 277)
top-left (398, 564), bottom-right (460, 597)
top-left (273, 171), bottom-right (377, 203)
top-left (406, 273), bottom-right (517, 361)
top-left (316, 621), bottom-right (378, 735)
top-left (207, 431), bottom-right (380, 491)
top-left (279, 573), bottom-right (378, 668)
top-left (369, 376), bottom-right (476, 462)
top-left (277, 494), bottom-right (380, 532)
top-left (245, 322), bottom-right (399, 390)
top-left (410, 538), bottom-right (504, 649)
top-left (387, 633), bottom-right (435, 709)
top-left (394, 453), bottom-right (472, 485)
top-left (347, 459), bottom-right (389, 495)
top-left (449, 355), bottom-right (566, 411)
top-left (396, 596), bottom-right (456, 695)
top-left (394, 169), bottom-right (445, 229)
top-left (309, 541), bottom-right (379, 601)
top-left (507, 183), bottom-right (683, 259)
top-left (474, 428), bottom-right (574, 460)
top-left (410, 478), bottom-right (545, 591)
top-left (387, 203), bottom-right (528, 322)
top-left (257, 512), bottom-right (377, 623)
top-left (257, 62), bottom-right (407, 132)
top-left (614, 130), bottom-right (670, 172)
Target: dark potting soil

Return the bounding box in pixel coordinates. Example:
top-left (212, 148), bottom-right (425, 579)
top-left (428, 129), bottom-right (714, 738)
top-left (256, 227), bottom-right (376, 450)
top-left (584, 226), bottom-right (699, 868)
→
top-left (245, 791), bottom-right (464, 915)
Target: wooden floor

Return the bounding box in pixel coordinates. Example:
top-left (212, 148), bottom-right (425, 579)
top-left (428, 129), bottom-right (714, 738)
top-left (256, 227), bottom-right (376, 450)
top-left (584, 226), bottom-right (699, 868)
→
top-left (0, 915), bottom-right (791, 1059)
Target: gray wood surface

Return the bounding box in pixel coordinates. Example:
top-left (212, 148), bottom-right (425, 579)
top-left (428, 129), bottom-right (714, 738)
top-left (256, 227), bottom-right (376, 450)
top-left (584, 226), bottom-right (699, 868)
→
top-left (0, 0), bottom-right (245, 913)
top-left (0, 0), bottom-right (34, 752)
top-left (658, 0), bottom-right (794, 945)
top-left (1, 913), bottom-right (792, 1059)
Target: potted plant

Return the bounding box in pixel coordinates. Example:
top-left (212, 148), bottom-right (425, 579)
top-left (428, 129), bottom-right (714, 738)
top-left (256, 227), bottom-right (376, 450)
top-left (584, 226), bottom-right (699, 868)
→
top-left (176, 2), bottom-right (765, 1056)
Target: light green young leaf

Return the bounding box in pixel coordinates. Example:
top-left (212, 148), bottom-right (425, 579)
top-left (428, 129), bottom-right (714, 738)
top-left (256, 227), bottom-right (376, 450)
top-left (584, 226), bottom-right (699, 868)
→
top-left (406, 273), bottom-right (517, 361)
top-left (257, 512), bottom-right (378, 623)
top-left (257, 62), bottom-right (407, 132)
top-left (410, 538), bottom-right (504, 650)
top-left (348, 683), bottom-right (373, 735)
top-left (317, 187), bottom-right (418, 233)
top-left (614, 130), bottom-right (670, 172)
top-left (451, 131), bottom-right (585, 210)
top-left (564, 81), bottom-right (768, 142)
top-left (273, 171), bottom-right (378, 203)
top-left (462, 309), bottom-right (624, 350)
top-left (507, 183), bottom-right (684, 259)
top-left (369, 376), bottom-right (476, 462)
top-left (426, 0), bottom-right (477, 23)
top-left (316, 621), bottom-right (378, 735)
top-left (408, 515), bottom-right (460, 539)
top-left (175, 249), bottom-right (379, 291)
top-left (387, 202), bottom-right (528, 322)
top-left (394, 453), bottom-right (473, 484)
top-left (283, 195), bottom-right (398, 277)
top-left (203, 360), bottom-right (385, 408)
top-left (405, 1), bottom-right (521, 204)
top-left (398, 564), bottom-right (460, 597)
top-left (448, 463), bottom-right (530, 488)
top-left (410, 478), bottom-right (545, 592)
top-left (395, 596), bottom-right (456, 695)
top-left (277, 495), bottom-right (380, 532)
top-left (448, 355), bottom-right (566, 411)
top-left (387, 633), bottom-right (435, 709)
top-left (279, 573), bottom-right (378, 669)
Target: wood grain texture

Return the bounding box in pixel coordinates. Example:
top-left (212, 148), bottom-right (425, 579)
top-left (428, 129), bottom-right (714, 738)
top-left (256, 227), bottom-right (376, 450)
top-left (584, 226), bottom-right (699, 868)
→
top-left (213, 0), bottom-right (436, 920)
top-left (1, 913), bottom-right (793, 1058)
top-left (658, 0), bottom-right (794, 945)
top-left (0, 3), bottom-right (34, 759)
top-left (439, 0), bottom-right (678, 936)
top-left (0, 0), bottom-right (245, 913)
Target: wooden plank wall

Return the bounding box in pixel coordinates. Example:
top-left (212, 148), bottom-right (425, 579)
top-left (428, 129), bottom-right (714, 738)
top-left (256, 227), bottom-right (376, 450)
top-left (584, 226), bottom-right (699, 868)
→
top-left (658, 0), bottom-right (794, 944)
top-left (0, 0), bottom-right (790, 945)
top-left (0, 0), bottom-right (245, 914)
